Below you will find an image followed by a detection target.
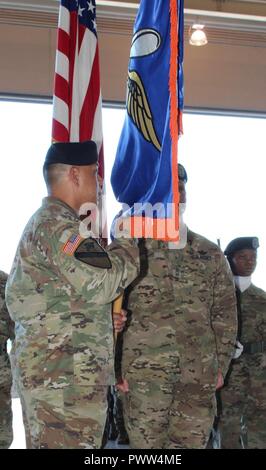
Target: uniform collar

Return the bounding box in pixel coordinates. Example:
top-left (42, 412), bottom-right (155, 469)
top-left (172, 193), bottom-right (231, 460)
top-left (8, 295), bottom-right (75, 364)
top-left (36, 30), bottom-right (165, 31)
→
top-left (42, 197), bottom-right (79, 220)
top-left (234, 275), bottom-right (252, 293)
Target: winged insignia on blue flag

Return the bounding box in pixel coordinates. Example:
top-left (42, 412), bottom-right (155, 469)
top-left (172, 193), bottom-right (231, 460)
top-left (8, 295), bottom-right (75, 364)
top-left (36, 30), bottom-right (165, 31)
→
top-left (127, 70), bottom-right (161, 152)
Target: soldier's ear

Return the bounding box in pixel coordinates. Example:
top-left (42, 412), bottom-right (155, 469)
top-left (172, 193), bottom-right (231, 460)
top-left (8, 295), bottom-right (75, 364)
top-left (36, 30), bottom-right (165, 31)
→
top-left (69, 166), bottom-right (80, 187)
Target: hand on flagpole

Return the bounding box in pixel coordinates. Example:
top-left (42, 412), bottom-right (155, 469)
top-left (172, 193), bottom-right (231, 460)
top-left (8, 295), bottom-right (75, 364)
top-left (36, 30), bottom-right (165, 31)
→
top-left (215, 369), bottom-right (224, 390)
top-left (113, 308), bottom-right (127, 333)
top-left (116, 378), bottom-right (129, 393)
top-left (112, 295), bottom-right (129, 393)
top-left (112, 294), bottom-right (125, 339)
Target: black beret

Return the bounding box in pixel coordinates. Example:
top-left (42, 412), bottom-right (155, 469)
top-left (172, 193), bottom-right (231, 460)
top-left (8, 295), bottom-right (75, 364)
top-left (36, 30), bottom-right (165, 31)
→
top-left (178, 163), bottom-right (188, 183)
top-left (224, 237), bottom-right (259, 257)
top-left (44, 141), bottom-right (98, 168)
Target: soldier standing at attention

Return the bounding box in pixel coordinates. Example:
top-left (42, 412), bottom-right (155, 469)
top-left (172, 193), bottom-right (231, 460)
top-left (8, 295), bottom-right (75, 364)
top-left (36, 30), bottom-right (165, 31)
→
top-left (5, 141), bottom-right (139, 449)
top-left (0, 270), bottom-right (14, 448)
top-left (219, 237), bottom-right (266, 448)
top-left (119, 164), bottom-right (238, 449)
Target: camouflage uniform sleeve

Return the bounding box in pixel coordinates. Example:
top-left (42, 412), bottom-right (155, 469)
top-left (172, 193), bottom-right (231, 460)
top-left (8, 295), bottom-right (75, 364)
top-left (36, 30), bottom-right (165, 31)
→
top-left (210, 253), bottom-right (238, 378)
top-left (35, 225), bottom-right (139, 306)
top-left (0, 272), bottom-right (15, 344)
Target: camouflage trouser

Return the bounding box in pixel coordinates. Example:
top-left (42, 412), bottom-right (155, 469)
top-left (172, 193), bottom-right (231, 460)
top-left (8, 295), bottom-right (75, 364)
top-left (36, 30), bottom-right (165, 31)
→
top-left (0, 358), bottom-right (13, 448)
top-left (219, 354), bottom-right (266, 449)
top-left (0, 384), bottom-right (13, 449)
top-left (20, 385), bottom-right (108, 449)
top-left (122, 378), bottom-right (214, 449)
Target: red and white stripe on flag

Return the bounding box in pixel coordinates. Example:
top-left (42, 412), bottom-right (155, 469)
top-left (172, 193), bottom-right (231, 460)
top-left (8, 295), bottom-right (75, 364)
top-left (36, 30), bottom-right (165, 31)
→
top-left (52, 0), bottom-right (104, 181)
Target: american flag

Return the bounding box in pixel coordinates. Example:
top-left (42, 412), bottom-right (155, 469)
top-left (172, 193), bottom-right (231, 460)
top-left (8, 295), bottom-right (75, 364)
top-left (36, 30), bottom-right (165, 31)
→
top-left (52, 0), bottom-right (104, 181)
top-left (52, 0), bottom-right (107, 242)
top-left (62, 234), bottom-right (83, 255)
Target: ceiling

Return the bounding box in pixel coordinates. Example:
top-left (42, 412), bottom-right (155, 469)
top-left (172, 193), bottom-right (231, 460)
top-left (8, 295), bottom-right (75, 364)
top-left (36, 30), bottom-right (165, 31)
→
top-left (0, 1), bottom-right (265, 36)
top-left (0, 0), bottom-right (265, 112)
top-left (0, 1), bottom-right (265, 24)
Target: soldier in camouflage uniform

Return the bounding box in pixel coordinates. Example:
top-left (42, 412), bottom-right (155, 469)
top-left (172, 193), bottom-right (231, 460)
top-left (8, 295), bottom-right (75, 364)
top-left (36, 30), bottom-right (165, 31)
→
top-left (5, 141), bottom-right (139, 449)
top-left (219, 237), bottom-right (266, 448)
top-left (0, 270), bottom-right (14, 448)
top-left (120, 164), bottom-right (237, 449)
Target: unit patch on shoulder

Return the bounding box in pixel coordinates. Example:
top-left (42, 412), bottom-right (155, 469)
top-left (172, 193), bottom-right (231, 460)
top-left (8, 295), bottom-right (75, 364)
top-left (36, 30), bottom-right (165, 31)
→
top-left (62, 234), bottom-right (83, 256)
top-left (74, 238), bottom-right (112, 269)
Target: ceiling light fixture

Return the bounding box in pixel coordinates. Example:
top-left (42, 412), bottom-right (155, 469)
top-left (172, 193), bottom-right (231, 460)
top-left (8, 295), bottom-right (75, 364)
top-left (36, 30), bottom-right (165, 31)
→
top-left (189, 24), bottom-right (208, 46)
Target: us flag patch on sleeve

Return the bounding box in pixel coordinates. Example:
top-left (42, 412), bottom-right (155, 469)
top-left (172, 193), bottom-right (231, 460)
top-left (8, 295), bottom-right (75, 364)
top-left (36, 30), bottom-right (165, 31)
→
top-left (62, 234), bottom-right (83, 256)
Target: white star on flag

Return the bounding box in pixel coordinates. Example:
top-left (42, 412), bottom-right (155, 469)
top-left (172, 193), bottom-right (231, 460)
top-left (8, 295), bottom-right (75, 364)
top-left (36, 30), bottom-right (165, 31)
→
top-left (87, 1), bottom-right (95, 13)
top-left (78, 6), bottom-right (85, 16)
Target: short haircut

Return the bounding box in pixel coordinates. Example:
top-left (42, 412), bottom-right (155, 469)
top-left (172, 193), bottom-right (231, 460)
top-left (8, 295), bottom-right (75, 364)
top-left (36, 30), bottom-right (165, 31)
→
top-left (43, 163), bottom-right (70, 189)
